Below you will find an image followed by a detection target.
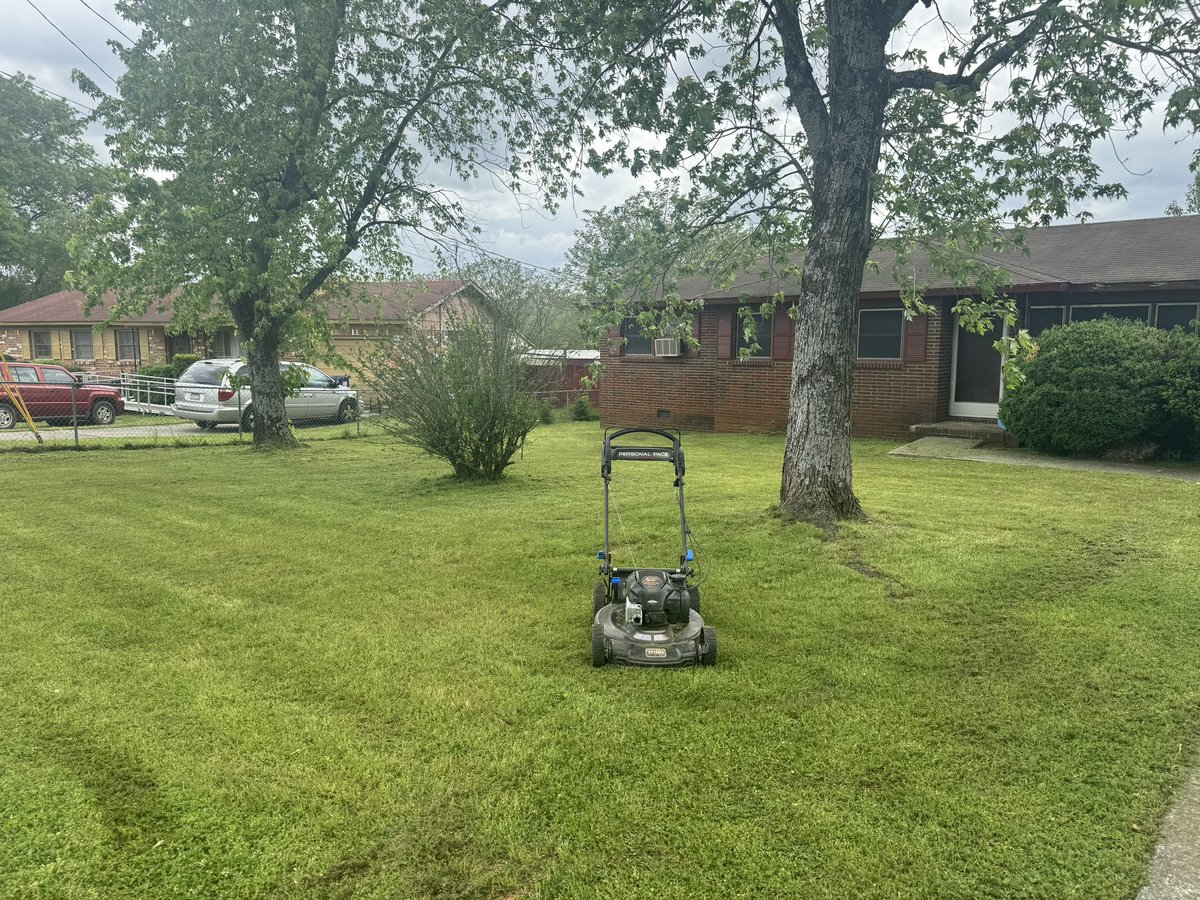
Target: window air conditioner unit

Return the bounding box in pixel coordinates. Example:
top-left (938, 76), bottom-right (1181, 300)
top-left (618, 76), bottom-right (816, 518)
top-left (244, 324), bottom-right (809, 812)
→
top-left (654, 337), bottom-right (682, 357)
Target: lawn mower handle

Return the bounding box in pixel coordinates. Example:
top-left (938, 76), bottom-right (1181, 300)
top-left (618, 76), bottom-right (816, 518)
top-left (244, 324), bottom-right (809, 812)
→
top-left (602, 428), bottom-right (684, 478)
top-left (601, 427), bottom-right (692, 575)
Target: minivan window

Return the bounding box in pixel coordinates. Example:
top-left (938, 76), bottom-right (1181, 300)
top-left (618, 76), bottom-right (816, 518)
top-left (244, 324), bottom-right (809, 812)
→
top-left (179, 362), bottom-right (229, 385)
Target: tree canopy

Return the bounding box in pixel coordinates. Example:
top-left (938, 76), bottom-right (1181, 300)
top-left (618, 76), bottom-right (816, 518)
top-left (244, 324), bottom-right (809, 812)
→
top-left (0, 73), bottom-right (108, 310)
top-left (71, 0), bottom-right (594, 447)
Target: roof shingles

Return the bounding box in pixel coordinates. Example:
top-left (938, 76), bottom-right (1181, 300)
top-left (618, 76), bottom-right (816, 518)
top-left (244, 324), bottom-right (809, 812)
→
top-left (674, 214), bottom-right (1200, 301)
top-left (0, 280), bottom-right (469, 325)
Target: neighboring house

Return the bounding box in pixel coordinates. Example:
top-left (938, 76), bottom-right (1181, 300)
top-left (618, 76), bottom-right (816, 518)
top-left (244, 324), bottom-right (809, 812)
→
top-left (598, 215), bottom-right (1200, 439)
top-left (0, 280), bottom-right (489, 376)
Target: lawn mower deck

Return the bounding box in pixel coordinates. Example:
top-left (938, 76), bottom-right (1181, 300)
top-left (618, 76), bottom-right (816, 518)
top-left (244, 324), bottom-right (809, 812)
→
top-left (590, 428), bottom-right (716, 668)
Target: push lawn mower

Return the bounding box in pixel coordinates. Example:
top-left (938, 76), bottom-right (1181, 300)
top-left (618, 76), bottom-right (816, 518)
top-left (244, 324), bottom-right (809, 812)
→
top-left (591, 428), bottom-right (716, 668)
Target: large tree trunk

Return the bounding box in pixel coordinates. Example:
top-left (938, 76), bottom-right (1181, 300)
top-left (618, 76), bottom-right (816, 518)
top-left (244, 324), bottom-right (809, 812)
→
top-left (245, 330), bottom-right (298, 448)
top-left (778, 3), bottom-right (888, 528)
top-left (232, 293), bottom-right (298, 449)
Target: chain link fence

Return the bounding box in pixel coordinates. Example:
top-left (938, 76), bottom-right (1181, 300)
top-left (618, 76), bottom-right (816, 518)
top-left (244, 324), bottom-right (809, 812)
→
top-left (0, 369), bottom-right (372, 452)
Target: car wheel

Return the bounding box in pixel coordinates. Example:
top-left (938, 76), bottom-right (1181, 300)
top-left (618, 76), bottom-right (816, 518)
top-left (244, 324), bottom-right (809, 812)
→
top-left (241, 406), bottom-right (253, 432)
top-left (700, 626), bottom-right (717, 667)
top-left (591, 624), bottom-right (608, 668)
top-left (336, 399), bottom-right (358, 424)
top-left (593, 581), bottom-right (607, 615)
top-left (90, 400), bottom-right (116, 426)
top-left (0, 402), bottom-right (15, 430)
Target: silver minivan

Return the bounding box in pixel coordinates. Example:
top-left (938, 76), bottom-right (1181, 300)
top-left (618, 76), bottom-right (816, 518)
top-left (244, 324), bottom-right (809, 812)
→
top-left (173, 358), bottom-right (359, 430)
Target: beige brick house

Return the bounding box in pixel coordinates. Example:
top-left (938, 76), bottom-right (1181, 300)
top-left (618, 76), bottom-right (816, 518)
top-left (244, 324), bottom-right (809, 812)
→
top-left (0, 280), bottom-right (489, 375)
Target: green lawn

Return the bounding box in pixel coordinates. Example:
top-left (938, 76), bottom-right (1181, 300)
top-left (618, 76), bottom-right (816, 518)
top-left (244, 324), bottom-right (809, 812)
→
top-left (2, 424), bottom-right (1198, 898)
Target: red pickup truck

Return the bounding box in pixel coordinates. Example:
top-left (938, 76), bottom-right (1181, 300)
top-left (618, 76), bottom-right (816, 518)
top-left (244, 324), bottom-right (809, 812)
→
top-left (0, 363), bottom-right (125, 429)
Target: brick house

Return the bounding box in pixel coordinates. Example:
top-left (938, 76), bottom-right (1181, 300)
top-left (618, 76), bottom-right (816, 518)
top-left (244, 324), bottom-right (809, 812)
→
top-left (0, 280), bottom-right (488, 376)
top-left (598, 215), bottom-right (1200, 439)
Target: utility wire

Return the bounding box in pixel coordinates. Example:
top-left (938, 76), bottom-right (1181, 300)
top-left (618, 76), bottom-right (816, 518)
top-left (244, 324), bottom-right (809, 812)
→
top-left (76, 0), bottom-right (134, 42)
top-left (0, 69), bottom-right (96, 112)
top-left (23, 0), bottom-right (119, 85)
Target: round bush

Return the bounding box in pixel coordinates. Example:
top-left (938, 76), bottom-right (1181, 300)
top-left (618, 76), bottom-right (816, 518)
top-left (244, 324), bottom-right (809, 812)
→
top-left (1164, 331), bottom-right (1200, 454)
top-left (999, 319), bottom-right (1175, 456)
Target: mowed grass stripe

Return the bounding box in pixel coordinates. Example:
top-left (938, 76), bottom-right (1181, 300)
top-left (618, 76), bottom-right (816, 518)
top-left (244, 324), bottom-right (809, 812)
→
top-left (1, 424), bottom-right (1198, 898)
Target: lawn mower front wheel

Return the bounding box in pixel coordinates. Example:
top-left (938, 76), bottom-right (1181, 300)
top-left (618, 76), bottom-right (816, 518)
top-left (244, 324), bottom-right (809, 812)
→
top-left (700, 625), bottom-right (717, 667)
top-left (591, 624), bottom-right (608, 667)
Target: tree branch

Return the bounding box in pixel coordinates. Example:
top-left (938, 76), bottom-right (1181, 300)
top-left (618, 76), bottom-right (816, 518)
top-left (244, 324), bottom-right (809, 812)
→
top-left (888, 0), bottom-right (1062, 95)
top-left (769, 0), bottom-right (830, 152)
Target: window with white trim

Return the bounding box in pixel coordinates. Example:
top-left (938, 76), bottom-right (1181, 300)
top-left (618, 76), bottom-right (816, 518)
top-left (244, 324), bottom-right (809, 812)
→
top-left (1155, 303), bottom-right (1199, 332)
top-left (1068, 304), bottom-right (1150, 324)
top-left (1027, 306), bottom-right (1065, 337)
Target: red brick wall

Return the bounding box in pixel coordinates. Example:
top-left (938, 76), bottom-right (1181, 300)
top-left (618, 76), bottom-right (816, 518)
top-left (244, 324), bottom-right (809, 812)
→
top-left (598, 300), bottom-right (951, 439)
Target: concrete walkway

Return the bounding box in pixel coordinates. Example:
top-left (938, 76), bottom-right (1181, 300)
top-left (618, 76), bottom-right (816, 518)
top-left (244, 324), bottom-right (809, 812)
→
top-left (1139, 766), bottom-right (1200, 899)
top-left (889, 436), bottom-right (1200, 483)
top-left (895, 435), bottom-right (1200, 896)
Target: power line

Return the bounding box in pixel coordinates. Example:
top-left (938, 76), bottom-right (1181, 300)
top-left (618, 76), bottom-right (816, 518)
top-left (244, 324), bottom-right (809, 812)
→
top-left (23, 0), bottom-right (119, 86)
top-left (76, 0), bottom-right (134, 42)
top-left (0, 69), bottom-right (97, 112)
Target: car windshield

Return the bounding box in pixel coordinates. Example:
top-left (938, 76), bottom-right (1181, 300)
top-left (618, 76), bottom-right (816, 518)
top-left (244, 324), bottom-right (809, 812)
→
top-left (179, 361), bottom-right (230, 385)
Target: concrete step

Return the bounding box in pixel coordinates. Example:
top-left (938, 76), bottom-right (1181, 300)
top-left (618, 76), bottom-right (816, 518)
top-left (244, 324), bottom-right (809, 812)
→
top-left (909, 420), bottom-right (1018, 448)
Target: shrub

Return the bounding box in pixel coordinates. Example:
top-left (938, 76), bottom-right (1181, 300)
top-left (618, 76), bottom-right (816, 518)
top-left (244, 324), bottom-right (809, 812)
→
top-left (1164, 331), bottom-right (1200, 454)
top-left (360, 314), bottom-right (541, 480)
top-left (135, 363), bottom-right (178, 405)
top-left (1000, 319), bottom-right (1200, 457)
top-left (137, 363), bottom-right (176, 380)
top-left (170, 353), bottom-right (201, 377)
top-left (571, 395), bottom-right (600, 421)
top-left (539, 400), bottom-right (554, 425)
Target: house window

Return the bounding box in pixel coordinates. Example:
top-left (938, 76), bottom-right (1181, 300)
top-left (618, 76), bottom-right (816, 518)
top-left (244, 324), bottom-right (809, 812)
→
top-left (1156, 303), bottom-right (1199, 332)
top-left (621, 318), bottom-right (654, 355)
top-left (1027, 306), bottom-right (1065, 337)
top-left (858, 309), bottom-right (903, 359)
top-left (169, 334), bottom-right (194, 356)
top-left (70, 329), bottom-right (95, 360)
top-left (735, 312), bottom-right (773, 357)
top-left (213, 330), bottom-right (238, 357)
top-left (30, 330), bottom-right (52, 359)
top-left (117, 329), bottom-right (140, 361)
top-left (1068, 304), bottom-right (1150, 324)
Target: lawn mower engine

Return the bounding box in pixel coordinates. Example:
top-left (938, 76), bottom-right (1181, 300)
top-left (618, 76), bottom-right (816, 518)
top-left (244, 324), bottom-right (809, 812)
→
top-left (621, 569), bottom-right (691, 627)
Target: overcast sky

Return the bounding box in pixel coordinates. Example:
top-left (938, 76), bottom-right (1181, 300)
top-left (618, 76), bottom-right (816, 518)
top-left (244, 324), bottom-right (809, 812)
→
top-left (3, 0), bottom-right (1196, 273)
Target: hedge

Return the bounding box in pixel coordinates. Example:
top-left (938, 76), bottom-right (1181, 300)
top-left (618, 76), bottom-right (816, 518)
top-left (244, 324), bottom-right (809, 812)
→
top-left (1000, 318), bottom-right (1200, 458)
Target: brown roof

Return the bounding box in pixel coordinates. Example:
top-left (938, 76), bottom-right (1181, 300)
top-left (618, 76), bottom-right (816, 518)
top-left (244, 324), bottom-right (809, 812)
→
top-left (0, 280), bottom-right (472, 325)
top-left (674, 214), bottom-right (1200, 301)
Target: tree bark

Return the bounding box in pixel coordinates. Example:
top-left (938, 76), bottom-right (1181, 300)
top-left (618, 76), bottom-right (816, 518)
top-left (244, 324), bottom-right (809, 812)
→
top-left (232, 294), bottom-right (298, 449)
top-left (778, 2), bottom-right (888, 528)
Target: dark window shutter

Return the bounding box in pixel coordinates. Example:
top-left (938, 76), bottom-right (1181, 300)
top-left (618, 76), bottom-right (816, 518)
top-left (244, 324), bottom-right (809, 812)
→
top-left (902, 314), bottom-right (928, 363)
top-left (771, 310), bottom-right (794, 361)
top-left (607, 325), bottom-right (623, 357)
top-left (716, 312), bottom-right (733, 359)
